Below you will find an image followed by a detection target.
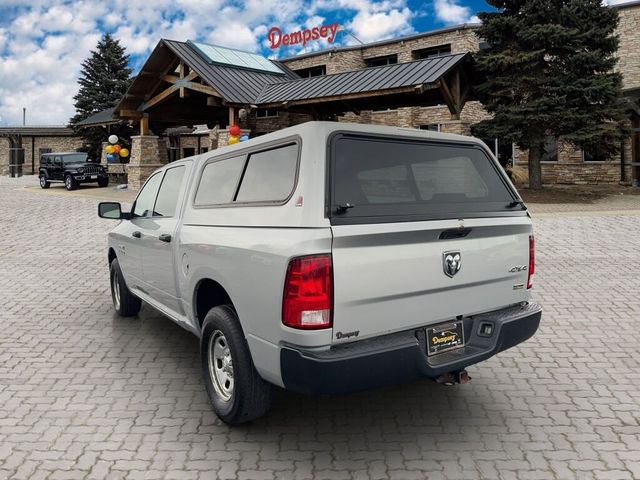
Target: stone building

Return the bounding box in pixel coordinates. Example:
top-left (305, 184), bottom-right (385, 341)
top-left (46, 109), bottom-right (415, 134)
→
top-left (6, 1), bottom-right (639, 187)
top-left (280, 1), bottom-right (640, 185)
top-left (0, 127), bottom-right (84, 176)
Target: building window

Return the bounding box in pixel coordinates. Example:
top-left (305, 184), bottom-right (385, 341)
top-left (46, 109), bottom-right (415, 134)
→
top-left (479, 41), bottom-right (491, 51)
top-left (365, 54), bottom-right (398, 68)
top-left (420, 124), bottom-right (441, 132)
top-left (294, 65), bottom-right (326, 78)
top-left (583, 145), bottom-right (612, 162)
top-left (200, 147), bottom-right (208, 154)
top-left (413, 44), bottom-right (452, 60)
top-left (541, 136), bottom-right (558, 162)
top-left (182, 147), bottom-right (195, 158)
top-left (256, 108), bottom-right (279, 118)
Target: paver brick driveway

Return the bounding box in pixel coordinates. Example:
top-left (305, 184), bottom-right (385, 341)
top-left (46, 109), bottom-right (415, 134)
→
top-left (1, 176), bottom-right (639, 480)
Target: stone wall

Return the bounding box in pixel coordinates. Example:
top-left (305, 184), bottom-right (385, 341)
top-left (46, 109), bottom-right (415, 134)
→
top-left (512, 138), bottom-right (629, 185)
top-left (616, 4), bottom-right (640, 90)
top-left (128, 136), bottom-right (169, 190)
top-left (281, 26), bottom-right (480, 74)
top-left (0, 135), bottom-right (84, 176)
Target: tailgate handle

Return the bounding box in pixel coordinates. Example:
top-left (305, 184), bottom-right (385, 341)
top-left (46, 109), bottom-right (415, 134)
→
top-left (439, 228), bottom-right (472, 240)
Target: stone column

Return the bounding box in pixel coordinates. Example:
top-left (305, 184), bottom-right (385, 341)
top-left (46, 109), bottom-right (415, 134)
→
top-left (128, 136), bottom-right (168, 190)
top-left (208, 126), bottom-right (219, 151)
top-left (0, 138), bottom-right (10, 176)
top-left (100, 142), bottom-right (108, 166)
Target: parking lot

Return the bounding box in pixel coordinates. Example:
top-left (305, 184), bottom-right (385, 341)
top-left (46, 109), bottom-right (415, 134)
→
top-left (0, 176), bottom-right (639, 480)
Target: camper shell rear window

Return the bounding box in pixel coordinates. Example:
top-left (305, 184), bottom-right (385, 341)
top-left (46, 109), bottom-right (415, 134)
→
top-left (328, 133), bottom-right (523, 224)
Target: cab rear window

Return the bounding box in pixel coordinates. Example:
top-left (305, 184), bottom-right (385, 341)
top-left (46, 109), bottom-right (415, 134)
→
top-left (330, 134), bottom-right (518, 223)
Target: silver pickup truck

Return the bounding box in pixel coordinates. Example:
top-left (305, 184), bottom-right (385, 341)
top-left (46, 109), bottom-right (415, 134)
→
top-left (98, 121), bottom-right (541, 424)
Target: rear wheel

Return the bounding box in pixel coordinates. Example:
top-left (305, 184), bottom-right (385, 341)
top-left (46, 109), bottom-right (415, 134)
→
top-left (98, 177), bottom-right (109, 188)
top-left (64, 174), bottom-right (77, 191)
top-left (39, 174), bottom-right (50, 189)
top-left (201, 305), bottom-right (271, 424)
top-left (110, 258), bottom-right (141, 317)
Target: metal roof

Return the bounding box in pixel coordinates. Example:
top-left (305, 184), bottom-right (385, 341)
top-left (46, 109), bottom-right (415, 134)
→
top-left (163, 40), bottom-right (298, 105)
top-left (74, 107), bottom-right (119, 127)
top-left (257, 53), bottom-right (468, 105)
top-left (0, 126), bottom-right (76, 136)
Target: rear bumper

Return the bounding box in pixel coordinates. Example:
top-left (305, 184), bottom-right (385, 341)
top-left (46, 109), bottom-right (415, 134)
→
top-left (280, 302), bottom-right (541, 395)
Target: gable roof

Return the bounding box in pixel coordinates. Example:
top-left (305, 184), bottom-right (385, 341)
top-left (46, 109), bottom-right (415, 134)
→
top-left (0, 126), bottom-right (76, 136)
top-left (114, 38), bottom-right (473, 121)
top-left (162, 40), bottom-right (298, 104)
top-left (74, 107), bottom-right (119, 127)
top-left (256, 53), bottom-right (469, 106)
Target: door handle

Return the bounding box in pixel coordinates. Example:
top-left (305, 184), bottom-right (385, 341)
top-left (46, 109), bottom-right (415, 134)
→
top-left (158, 233), bottom-right (172, 243)
top-left (132, 231), bottom-right (141, 238)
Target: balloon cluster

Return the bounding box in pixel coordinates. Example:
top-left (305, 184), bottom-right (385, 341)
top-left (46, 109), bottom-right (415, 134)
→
top-left (228, 125), bottom-right (249, 145)
top-left (104, 135), bottom-right (129, 162)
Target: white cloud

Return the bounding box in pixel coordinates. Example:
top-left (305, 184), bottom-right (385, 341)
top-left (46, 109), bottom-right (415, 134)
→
top-left (433, 0), bottom-right (477, 24)
top-left (0, 0), bottom-right (422, 125)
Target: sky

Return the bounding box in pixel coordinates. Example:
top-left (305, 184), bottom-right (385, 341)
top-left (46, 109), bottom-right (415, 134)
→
top-left (0, 0), bottom-right (624, 126)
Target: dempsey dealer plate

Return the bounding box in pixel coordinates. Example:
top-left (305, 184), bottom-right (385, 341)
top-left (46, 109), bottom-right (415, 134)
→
top-left (426, 321), bottom-right (465, 356)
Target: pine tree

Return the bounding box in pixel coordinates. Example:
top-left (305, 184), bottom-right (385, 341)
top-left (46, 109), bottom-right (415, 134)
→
top-left (471, 0), bottom-right (629, 189)
top-left (70, 33), bottom-right (132, 159)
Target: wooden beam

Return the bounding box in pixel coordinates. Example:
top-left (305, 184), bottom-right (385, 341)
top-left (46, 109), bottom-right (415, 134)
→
top-left (140, 115), bottom-right (149, 136)
top-left (178, 62), bottom-right (186, 98)
top-left (438, 79), bottom-right (459, 115)
top-left (207, 96), bottom-right (223, 107)
top-left (118, 109), bottom-right (144, 119)
top-left (140, 84), bottom-right (178, 111)
top-left (228, 107), bottom-right (237, 127)
top-left (162, 75), bottom-right (223, 98)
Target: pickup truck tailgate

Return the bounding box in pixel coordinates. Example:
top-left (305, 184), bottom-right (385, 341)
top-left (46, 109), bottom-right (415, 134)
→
top-left (330, 217), bottom-right (532, 342)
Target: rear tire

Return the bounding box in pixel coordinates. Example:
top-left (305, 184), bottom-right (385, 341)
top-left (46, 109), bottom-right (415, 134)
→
top-left (39, 174), bottom-right (50, 189)
top-left (201, 305), bottom-right (272, 424)
top-left (98, 177), bottom-right (109, 188)
top-left (64, 174), bottom-right (77, 191)
top-left (110, 258), bottom-right (141, 317)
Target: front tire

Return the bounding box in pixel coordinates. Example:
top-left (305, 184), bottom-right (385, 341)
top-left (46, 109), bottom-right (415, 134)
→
top-left (98, 177), bottom-right (109, 188)
top-left (39, 174), bottom-right (50, 189)
top-left (201, 306), bottom-right (272, 424)
top-left (64, 174), bottom-right (77, 191)
top-left (110, 258), bottom-right (141, 317)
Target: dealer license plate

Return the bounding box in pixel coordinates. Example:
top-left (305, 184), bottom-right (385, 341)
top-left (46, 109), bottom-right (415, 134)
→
top-left (426, 321), bottom-right (465, 356)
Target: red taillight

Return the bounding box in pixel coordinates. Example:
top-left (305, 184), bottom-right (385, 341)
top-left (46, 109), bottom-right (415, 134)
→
top-left (282, 254), bottom-right (333, 329)
top-left (527, 235), bottom-right (535, 289)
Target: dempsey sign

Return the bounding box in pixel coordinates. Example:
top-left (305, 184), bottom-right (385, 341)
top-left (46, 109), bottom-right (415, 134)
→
top-left (268, 23), bottom-right (340, 49)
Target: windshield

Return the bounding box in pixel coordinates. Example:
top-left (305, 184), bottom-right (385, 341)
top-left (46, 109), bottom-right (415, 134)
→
top-left (62, 153), bottom-right (89, 164)
top-left (330, 134), bottom-right (518, 223)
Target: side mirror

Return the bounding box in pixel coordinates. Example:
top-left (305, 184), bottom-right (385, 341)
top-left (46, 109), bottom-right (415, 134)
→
top-left (98, 202), bottom-right (123, 219)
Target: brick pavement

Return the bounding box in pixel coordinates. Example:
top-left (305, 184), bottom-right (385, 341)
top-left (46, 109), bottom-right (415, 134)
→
top-left (0, 175), bottom-right (639, 480)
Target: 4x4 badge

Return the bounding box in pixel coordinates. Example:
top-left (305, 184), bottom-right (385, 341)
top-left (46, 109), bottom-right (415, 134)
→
top-left (443, 251), bottom-right (462, 277)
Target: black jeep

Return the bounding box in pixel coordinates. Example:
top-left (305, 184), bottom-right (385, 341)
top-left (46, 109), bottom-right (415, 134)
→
top-left (39, 152), bottom-right (109, 191)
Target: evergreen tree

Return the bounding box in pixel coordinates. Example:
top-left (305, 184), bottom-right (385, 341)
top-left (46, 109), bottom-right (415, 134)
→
top-left (70, 33), bottom-right (132, 160)
top-left (471, 0), bottom-right (629, 189)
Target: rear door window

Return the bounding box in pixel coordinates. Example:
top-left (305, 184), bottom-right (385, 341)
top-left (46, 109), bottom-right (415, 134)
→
top-left (153, 166), bottom-right (186, 217)
top-left (330, 135), bottom-right (517, 222)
